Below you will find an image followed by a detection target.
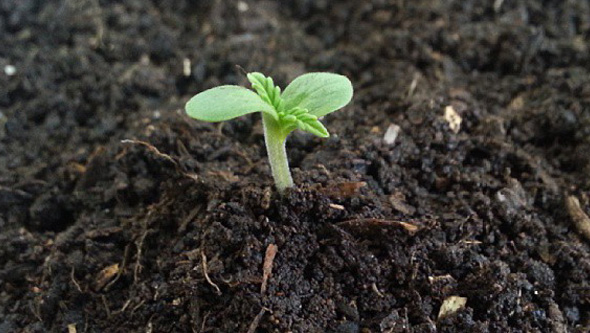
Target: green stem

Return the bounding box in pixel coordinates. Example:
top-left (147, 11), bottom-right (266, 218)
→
top-left (261, 113), bottom-right (293, 192)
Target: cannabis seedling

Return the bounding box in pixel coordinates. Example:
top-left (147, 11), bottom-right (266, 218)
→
top-left (185, 72), bottom-right (353, 192)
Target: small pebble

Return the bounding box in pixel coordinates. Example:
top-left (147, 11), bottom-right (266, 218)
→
top-left (383, 123), bottom-right (401, 145)
top-left (183, 58), bottom-right (191, 77)
top-left (438, 296), bottom-right (467, 319)
top-left (4, 65), bottom-right (16, 76)
top-left (237, 1), bottom-right (249, 12)
top-left (563, 306), bottom-right (580, 322)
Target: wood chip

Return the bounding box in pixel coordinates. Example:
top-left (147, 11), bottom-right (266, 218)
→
top-left (508, 95), bottom-right (525, 111)
top-left (459, 240), bottom-right (482, 245)
top-left (438, 296), bottom-right (467, 319)
top-left (329, 203), bottom-right (345, 210)
top-left (261, 244), bottom-right (278, 294)
top-left (69, 162), bottom-right (87, 173)
top-left (67, 323), bottom-right (77, 333)
top-left (408, 72), bottom-right (420, 97)
top-left (261, 187), bottom-right (272, 210)
top-left (444, 105), bottom-right (462, 134)
top-left (428, 274), bottom-right (453, 283)
top-left (94, 263), bottom-right (120, 291)
top-left (565, 195), bottom-right (590, 240)
top-left (323, 182), bottom-right (367, 198)
top-left (397, 221), bottom-right (419, 233)
top-left (388, 195), bottom-right (416, 215)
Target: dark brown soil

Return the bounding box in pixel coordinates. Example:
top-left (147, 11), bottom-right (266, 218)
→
top-left (2, 1), bottom-right (590, 332)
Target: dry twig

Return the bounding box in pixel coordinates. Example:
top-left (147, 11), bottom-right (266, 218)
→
top-left (179, 205), bottom-right (203, 233)
top-left (134, 230), bottom-right (148, 284)
top-left (246, 308), bottom-right (269, 333)
top-left (70, 267), bottom-right (82, 293)
top-left (121, 139), bottom-right (202, 182)
top-left (261, 244), bottom-right (278, 294)
top-left (105, 244), bottom-right (130, 291)
top-left (201, 250), bottom-right (221, 295)
top-left (121, 139), bottom-right (177, 166)
top-left (337, 218), bottom-right (420, 234)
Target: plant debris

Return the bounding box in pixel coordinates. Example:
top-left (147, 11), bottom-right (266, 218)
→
top-left (565, 195), bottom-right (590, 241)
top-left (261, 244), bottom-right (278, 294)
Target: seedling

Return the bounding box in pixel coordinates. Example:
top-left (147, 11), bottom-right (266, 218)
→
top-left (185, 72), bottom-right (353, 192)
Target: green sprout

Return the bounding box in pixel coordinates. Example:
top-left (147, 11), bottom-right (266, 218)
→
top-left (185, 72), bottom-right (353, 192)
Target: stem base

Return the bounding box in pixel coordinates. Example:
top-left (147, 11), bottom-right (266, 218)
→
top-left (261, 113), bottom-right (294, 192)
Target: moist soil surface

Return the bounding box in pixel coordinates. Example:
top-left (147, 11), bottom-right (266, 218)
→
top-left (2, 1), bottom-right (590, 332)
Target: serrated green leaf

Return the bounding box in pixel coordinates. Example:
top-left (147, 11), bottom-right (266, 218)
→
top-left (185, 85), bottom-right (276, 122)
top-left (281, 72), bottom-right (353, 117)
top-left (304, 119), bottom-right (329, 137)
top-left (247, 72), bottom-right (282, 109)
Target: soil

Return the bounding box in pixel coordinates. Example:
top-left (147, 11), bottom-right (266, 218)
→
top-left (1, 0), bottom-right (590, 332)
